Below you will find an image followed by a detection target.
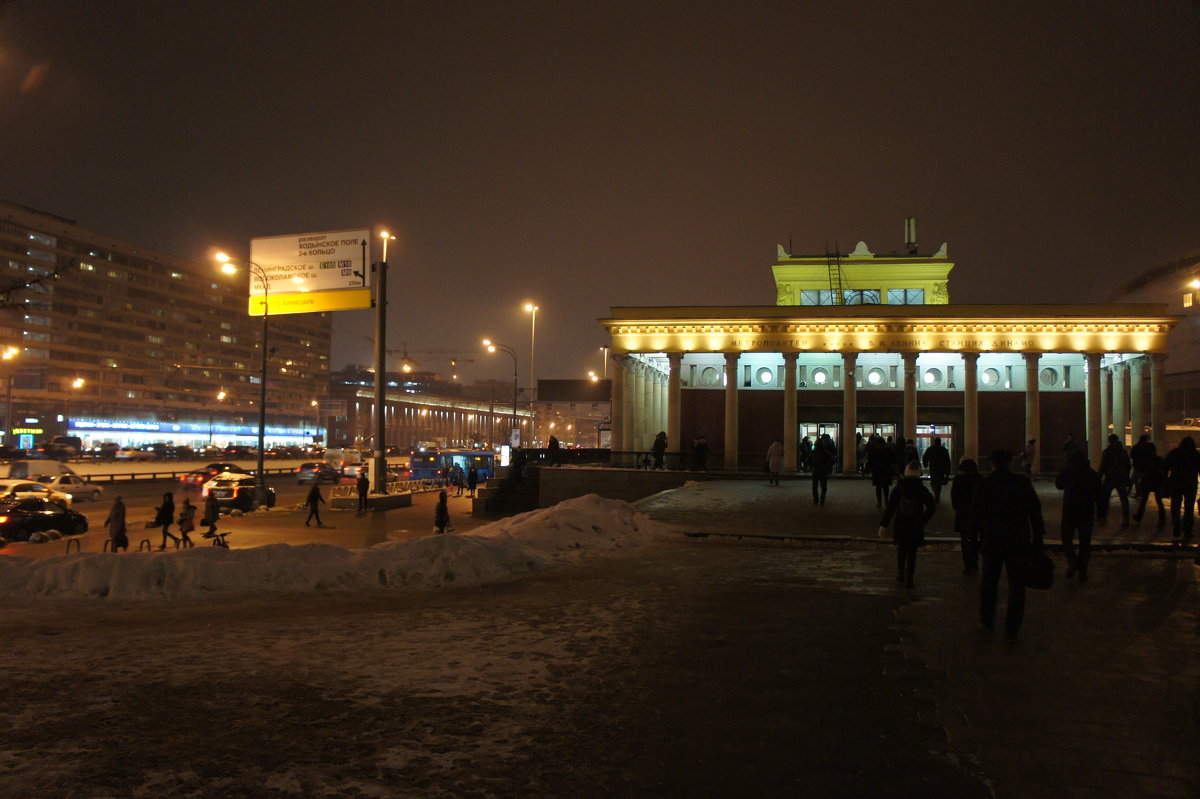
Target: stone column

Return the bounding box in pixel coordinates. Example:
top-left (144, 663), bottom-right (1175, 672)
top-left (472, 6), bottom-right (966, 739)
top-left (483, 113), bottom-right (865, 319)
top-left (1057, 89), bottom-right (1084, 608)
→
top-left (1150, 353), bottom-right (1167, 448)
top-left (782, 353), bottom-right (798, 474)
top-left (1100, 367), bottom-right (1112, 439)
top-left (667, 353), bottom-right (683, 467)
top-left (1024, 352), bottom-right (1042, 473)
top-left (650, 369), bottom-right (663, 442)
top-left (1112, 362), bottom-right (1128, 446)
top-left (1129, 357), bottom-right (1146, 443)
top-left (1087, 353), bottom-right (1103, 468)
top-left (609, 354), bottom-right (625, 463)
top-left (622, 358), bottom-right (637, 458)
top-left (641, 362), bottom-right (654, 454)
top-left (901, 352), bottom-right (918, 443)
top-left (962, 353), bottom-right (979, 462)
top-left (841, 352), bottom-right (858, 474)
top-left (723, 352), bottom-right (740, 470)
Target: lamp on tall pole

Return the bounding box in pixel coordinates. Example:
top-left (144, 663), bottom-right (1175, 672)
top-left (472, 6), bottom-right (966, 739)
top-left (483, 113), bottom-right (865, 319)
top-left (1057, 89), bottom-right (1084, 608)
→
top-left (372, 231), bottom-right (395, 495)
top-left (483, 339), bottom-right (519, 446)
top-left (523, 302), bottom-right (538, 441)
top-left (210, 390), bottom-right (227, 447)
top-left (216, 251), bottom-right (271, 508)
top-left (2, 346), bottom-right (20, 449)
top-left (64, 377), bottom-right (85, 434)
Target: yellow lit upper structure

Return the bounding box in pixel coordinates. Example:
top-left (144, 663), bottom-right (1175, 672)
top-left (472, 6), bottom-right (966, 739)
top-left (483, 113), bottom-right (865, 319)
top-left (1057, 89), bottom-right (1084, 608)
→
top-left (772, 240), bottom-right (954, 306)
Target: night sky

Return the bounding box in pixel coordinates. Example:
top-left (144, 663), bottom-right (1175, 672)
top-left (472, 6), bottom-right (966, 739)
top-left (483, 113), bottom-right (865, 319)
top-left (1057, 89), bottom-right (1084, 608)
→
top-left (2, 1), bottom-right (1198, 386)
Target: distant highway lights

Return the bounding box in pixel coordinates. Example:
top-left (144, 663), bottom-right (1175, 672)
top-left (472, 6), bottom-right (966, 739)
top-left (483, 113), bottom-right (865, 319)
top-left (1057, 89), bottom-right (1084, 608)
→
top-left (214, 251), bottom-right (271, 507)
top-left (483, 338), bottom-right (520, 446)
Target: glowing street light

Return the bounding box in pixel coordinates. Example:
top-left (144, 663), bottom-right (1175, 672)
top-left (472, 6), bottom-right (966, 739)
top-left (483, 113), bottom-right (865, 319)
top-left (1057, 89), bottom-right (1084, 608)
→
top-left (483, 338), bottom-right (519, 445)
top-left (2, 346), bottom-right (20, 448)
top-left (215, 251), bottom-right (271, 507)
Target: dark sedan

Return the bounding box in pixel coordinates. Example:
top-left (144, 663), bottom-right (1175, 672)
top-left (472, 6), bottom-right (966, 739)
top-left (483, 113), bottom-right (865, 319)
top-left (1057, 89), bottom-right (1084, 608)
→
top-left (180, 462), bottom-right (250, 488)
top-left (0, 497), bottom-right (88, 543)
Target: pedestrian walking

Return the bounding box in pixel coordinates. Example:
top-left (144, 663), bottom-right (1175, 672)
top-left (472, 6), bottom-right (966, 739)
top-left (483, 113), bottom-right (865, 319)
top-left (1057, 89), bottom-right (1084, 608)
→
top-left (867, 435), bottom-right (896, 508)
top-left (467, 465), bottom-right (479, 498)
top-left (1055, 449), bottom-right (1102, 582)
top-left (356, 471), bottom-right (370, 513)
top-left (692, 434), bottom-right (710, 471)
top-left (154, 491), bottom-right (179, 550)
top-left (304, 482), bottom-right (325, 527)
top-left (765, 439), bottom-right (783, 485)
top-left (202, 491), bottom-right (220, 536)
top-left (1131, 441), bottom-right (1166, 528)
top-left (434, 489), bottom-right (450, 534)
top-left (950, 457), bottom-right (982, 574)
top-left (1097, 434), bottom-right (1132, 526)
top-left (1130, 433), bottom-right (1155, 498)
top-left (968, 449), bottom-right (1047, 642)
top-left (104, 495), bottom-right (129, 552)
top-left (921, 436), bottom-right (952, 503)
top-left (651, 431), bottom-right (667, 469)
top-left (177, 497), bottom-right (196, 548)
top-left (855, 432), bottom-right (867, 476)
top-left (1163, 436), bottom-right (1200, 540)
top-left (879, 461), bottom-right (936, 589)
top-left (1020, 438), bottom-right (1036, 479)
top-left (798, 436), bottom-right (812, 473)
top-left (809, 439), bottom-right (833, 506)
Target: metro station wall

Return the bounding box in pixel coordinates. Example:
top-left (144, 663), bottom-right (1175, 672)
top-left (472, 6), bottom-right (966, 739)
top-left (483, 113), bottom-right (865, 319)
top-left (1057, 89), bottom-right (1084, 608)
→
top-left (680, 388), bottom-right (1086, 470)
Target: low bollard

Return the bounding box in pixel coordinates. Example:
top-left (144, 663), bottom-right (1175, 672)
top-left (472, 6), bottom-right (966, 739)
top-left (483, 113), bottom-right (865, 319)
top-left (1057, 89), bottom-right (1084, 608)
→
top-left (66, 538), bottom-right (81, 554)
top-left (138, 539), bottom-right (153, 551)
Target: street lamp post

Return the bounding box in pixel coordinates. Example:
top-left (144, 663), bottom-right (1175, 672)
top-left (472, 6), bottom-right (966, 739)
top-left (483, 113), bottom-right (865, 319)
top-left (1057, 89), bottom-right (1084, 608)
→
top-left (372, 231), bottom-right (395, 495)
top-left (600, 346), bottom-right (609, 379)
top-left (210, 390), bottom-right (227, 446)
top-left (483, 339), bottom-right (519, 446)
top-left (2, 346), bottom-right (20, 449)
top-left (523, 303), bottom-right (538, 439)
top-left (64, 377), bottom-right (85, 434)
top-left (216, 252), bottom-right (271, 508)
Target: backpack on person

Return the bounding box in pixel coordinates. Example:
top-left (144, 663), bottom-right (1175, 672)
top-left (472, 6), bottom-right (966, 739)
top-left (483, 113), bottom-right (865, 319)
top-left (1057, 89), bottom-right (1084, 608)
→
top-left (896, 493), bottom-right (924, 522)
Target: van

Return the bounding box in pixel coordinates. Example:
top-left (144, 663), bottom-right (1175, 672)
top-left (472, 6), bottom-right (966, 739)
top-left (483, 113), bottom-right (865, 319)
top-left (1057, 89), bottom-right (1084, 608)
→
top-left (323, 448), bottom-right (364, 475)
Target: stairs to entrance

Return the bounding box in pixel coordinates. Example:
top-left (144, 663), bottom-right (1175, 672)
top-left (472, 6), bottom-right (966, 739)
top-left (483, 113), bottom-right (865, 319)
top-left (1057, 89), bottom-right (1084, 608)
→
top-left (472, 467), bottom-right (540, 515)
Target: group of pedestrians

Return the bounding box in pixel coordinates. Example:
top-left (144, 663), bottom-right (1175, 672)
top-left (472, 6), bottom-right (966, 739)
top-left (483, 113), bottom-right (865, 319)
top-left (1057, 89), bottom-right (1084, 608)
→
top-left (103, 490), bottom-right (214, 552)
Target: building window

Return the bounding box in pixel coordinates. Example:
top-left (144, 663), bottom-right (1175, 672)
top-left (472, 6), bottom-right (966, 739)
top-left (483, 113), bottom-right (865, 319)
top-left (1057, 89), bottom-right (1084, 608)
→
top-left (843, 289), bottom-right (880, 305)
top-left (867, 368), bottom-right (886, 386)
top-left (800, 290), bottom-right (835, 305)
top-left (80, 262), bottom-right (95, 272)
top-left (755, 367), bottom-right (774, 385)
top-left (981, 368), bottom-right (1001, 387)
top-left (1184, 293), bottom-right (1194, 308)
top-left (923, 368), bottom-right (943, 386)
top-left (811, 368), bottom-right (829, 386)
top-left (888, 288), bottom-right (925, 304)
top-left (1040, 367), bottom-right (1059, 387)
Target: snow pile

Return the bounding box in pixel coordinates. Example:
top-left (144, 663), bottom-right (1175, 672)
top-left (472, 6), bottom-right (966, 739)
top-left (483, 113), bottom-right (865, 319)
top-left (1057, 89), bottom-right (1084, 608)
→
top-left (0, 494), bottom-right (673, 600)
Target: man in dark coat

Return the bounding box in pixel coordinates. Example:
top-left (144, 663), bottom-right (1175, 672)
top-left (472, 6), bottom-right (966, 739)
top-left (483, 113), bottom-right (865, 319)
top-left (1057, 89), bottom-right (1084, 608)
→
top-left (809, 441), bottom-right (833, 506)
top-left (1129, 433), bottom-right (1155, 499)
top-left (950, 458), bottom-right (982, 574)
top-left (921, 436), bottom-right (953, 503)
top-left (867, 435), bottom-right (896, 508)
top-left (968, 449), bottom-right (1046, 642)
top-left (879, 461), bottom-right (936, 588)
top-left (1163, 436), bottom-right (1200, 539)
top-left (1055, 449), bottom-right (1102, 582)
top-left (356, 471), bottom-right (370, 513)
top-left (1131, 442), bottom-right (1166, 528)
top-left (1097, 434), bottom-right (1132, 526)
top-left (305, 482), bottom-right (325, 527)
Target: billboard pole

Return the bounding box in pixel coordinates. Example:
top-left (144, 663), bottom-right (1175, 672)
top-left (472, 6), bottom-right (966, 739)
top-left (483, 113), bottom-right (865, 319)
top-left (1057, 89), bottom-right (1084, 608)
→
top-left (372, 233), bottom-right (393, 495)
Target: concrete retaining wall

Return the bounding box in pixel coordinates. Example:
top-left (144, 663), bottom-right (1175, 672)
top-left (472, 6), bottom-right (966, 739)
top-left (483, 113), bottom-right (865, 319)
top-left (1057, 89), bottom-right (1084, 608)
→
top-left (537, 467), bottom-right (713, 507)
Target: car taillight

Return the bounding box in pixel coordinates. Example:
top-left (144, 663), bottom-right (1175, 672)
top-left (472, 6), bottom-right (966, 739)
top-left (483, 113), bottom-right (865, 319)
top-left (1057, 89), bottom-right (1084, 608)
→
top-left (0, 516), bottom-right (8, 523)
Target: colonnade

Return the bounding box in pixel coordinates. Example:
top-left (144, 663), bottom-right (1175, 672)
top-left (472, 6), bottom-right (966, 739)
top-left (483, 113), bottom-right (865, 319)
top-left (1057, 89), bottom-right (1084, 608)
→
top-left (609, 350), bottom-right (1168, 473)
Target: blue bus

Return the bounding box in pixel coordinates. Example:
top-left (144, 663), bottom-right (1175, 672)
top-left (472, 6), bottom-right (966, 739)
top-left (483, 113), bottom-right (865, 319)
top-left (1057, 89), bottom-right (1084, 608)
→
top-left (408, 448), bottom-right (495, 481)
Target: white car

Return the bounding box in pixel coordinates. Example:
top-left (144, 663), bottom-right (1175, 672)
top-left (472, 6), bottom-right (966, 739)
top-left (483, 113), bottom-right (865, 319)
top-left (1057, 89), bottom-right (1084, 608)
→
top-left (0, 478), bottom-right (73, 508)
top-left (33, 473), bottom-right (103, 503)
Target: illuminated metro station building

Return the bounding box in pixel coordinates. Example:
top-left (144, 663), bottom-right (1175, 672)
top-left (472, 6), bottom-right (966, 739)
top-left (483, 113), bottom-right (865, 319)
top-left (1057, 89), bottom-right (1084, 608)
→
top-left (601, 242), bottom-right (1178, 473)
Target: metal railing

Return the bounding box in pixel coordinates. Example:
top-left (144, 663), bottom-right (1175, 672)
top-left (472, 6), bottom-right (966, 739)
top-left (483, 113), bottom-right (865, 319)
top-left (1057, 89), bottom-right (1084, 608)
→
top-left (328, 478), bottom-right (445, 499)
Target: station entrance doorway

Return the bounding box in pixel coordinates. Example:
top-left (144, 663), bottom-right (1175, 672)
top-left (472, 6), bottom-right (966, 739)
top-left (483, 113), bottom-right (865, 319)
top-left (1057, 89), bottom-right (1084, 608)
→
top-left (914, 423), bottom-right (954, 462)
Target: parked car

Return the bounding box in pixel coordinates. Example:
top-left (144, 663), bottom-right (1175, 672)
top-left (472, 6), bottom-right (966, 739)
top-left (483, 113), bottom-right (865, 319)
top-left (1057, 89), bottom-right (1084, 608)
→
top-left (201, 472), bottom-right (276, 511)
top-left (31, 436), bottom-right (82, 461)
top-left (114, 447), bottom-right (157, 461)
top-left (0, 497), bottom-right (88, 543)
top-left (296, 462), bottom-right (341, 484)
top-left (33, 473), bottom-right (103, 503)
top-left (0, 478), bottom-right (74, 507)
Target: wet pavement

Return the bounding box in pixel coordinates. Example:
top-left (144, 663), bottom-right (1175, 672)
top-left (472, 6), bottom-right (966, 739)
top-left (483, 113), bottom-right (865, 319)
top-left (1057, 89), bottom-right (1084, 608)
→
top-left (0, 476), bottom-right (1196, 798)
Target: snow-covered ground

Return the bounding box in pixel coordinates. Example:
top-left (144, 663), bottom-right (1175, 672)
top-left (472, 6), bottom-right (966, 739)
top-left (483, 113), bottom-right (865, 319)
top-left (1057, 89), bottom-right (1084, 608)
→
top-left (0, 494), bottom-right (676, 601)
